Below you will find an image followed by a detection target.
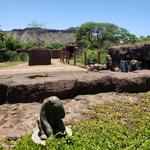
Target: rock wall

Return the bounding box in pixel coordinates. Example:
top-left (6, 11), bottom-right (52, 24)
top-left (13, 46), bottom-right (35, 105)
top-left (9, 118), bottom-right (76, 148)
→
top-left (108, 43), bottom-right (150, 69)
top-left (28, 48), bottom-right (51, 66)
top-left (0, 71), bottom-right (150, 104)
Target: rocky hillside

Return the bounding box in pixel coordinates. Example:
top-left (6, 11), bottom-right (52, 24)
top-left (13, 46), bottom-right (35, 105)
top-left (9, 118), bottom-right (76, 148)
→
top-left (5, 27), bottom-right (76, 44)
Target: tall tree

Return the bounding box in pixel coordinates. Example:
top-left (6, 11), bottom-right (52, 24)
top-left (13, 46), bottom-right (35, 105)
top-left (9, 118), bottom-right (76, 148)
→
top-left (75, 22), bottom-right (134, 49)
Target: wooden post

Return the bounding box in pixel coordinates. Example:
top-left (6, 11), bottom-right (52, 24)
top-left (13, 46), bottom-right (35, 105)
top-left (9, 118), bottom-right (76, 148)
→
top-left (67, 51), bottom-right (70, 64)
top-left (60, 50), bottom-right (62, 62)
top-left (62, 51), bottom-right (64, 63)
top-left (74, 51), bottom-right (76, 66)
top-left (98, 51), bottom-right (100, 64)
top-left (65, 51), bottom-right (68, 63)
top-left (84, 52), bottom-right (87, 66)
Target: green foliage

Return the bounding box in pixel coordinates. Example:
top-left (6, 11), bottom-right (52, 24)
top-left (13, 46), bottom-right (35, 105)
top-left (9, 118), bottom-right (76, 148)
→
top-left (18, 52), bottom-right (28, 61)
top-left (1, 92), bottom-right (150, 149)
top-left (75, 22), bottom-right (138, 49)
top-left (0, 31), bottom-right (6, 48)
top-left (51, 42), bottom-right (63, 49)
top-left (0, 51), bottom-right (28, 62)
top-left (4, 36), bottom-right (21, 51)
top-left (23, 40), bottom-right (45, 49)
top-left (128, 34), bottom-right (139, 44)
top-left (139, 35), bottom-right (150, 42)
top-left (0, 50), bottom-right (20, 62)
top-left (77, 49), bottom-right (106, 64)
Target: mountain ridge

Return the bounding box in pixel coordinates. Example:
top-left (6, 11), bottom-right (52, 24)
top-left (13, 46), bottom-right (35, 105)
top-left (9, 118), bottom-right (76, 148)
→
top-left (4, 27), bottom-right (76, 44)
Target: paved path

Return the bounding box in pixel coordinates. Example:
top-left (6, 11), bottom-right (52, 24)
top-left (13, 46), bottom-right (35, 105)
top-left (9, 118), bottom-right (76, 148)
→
top-left (0, 59), bottom-right (85, 76)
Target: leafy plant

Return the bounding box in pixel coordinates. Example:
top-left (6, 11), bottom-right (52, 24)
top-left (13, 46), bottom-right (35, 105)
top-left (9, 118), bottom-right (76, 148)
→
top-left (51, 42), bottom-right (63, 49)
top-left (18, 52), bottom-right (28, 61)
top-left (77, 48), bottom-right (106, 64)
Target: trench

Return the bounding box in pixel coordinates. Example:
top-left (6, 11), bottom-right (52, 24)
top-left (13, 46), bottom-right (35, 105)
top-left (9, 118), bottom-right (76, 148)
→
top-left (0, 71), bottom-right (150, 104)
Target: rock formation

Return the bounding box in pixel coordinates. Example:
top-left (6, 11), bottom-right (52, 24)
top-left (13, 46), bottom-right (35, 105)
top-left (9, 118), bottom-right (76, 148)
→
top-left (108, 43), bottom-right (150, 71)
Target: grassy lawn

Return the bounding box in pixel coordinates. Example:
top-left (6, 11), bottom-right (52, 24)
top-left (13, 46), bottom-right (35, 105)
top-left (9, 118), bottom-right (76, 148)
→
top-left (1, 92), bottom-right (150, 150)
top-left (0, 62), bottom-right (25, 68)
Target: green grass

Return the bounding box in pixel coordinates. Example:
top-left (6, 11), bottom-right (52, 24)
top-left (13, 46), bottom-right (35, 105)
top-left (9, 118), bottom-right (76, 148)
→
top-left (1, 93), bottom-right (150, 150)
top-left (0, 62), bottom-right (25, 68)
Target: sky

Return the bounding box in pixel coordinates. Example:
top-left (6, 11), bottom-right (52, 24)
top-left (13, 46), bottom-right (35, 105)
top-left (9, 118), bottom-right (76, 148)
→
top-left (0, 0), bottom-right (150, 36)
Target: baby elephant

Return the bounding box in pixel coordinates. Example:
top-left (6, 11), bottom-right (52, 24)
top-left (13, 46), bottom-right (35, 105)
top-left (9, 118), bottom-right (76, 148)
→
top-left (37, 96), bottom-right (65, 140)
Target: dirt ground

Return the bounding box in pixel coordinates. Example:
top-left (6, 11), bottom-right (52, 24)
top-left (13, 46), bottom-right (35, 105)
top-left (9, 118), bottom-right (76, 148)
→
top-left (0, 59), bottom-right (85, 76)
top-left (0, 60), bottom-right (149, 144)
top-left (0, 92), bottom-right (140, 143)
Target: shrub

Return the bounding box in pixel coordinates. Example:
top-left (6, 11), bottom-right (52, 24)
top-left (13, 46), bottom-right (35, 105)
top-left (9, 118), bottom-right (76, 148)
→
top-left (0, 51), bottom-right (29, 62)
top-left (0, 50), bottom-right (20, 62)
top-left (77, 49), bottom-right (106, 64)
top-left (5, 37), bottom-right (21, 51)
top-left (51, 42), bottom-right (63, 49)
top-left (18, 52), bottom-right (28, 61)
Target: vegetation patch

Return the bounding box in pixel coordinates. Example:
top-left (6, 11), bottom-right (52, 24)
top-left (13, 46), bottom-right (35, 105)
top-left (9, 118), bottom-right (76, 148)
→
top-left (1, 93), bottom-right (150, 150)
top-left (0, 62), bottom-right (25, 68)
top-left (77, 48), bottom-right (106, 65)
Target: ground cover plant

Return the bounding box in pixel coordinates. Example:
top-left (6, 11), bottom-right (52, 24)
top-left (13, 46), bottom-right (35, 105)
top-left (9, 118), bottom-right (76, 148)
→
top-left (1, 92), bottom-right (150, 150)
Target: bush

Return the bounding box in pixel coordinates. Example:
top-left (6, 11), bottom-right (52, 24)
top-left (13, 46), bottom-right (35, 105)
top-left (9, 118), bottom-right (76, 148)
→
top-left (18, 52), bottom-right (28, 61)
top-left (5, 37), bottom-right (22, 51)
top-left (0, 50), bottom-right (20, 62)
top-left (0, 51), bottom-right (28, 62)
top-left (77, 49), bottom-right (106, 64)
top-left (51, 42), bottom-right (63, 49)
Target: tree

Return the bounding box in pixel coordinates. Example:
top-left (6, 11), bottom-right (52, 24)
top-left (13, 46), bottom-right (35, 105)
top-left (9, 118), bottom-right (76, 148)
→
top-left (51, 42), bottom-right (63, 49)
top-left (5, 36), bottom-right (22, 50)
top-left (75, 22), bottom-right (134, 49)
top-left (23, 40), bottom-right (45, 49)
top-left (27, 20), bottom-right (45, 28)
top-left (139, 35), bottom-right (150, 42)
top-left (0, 29), bottom-right (6, 48)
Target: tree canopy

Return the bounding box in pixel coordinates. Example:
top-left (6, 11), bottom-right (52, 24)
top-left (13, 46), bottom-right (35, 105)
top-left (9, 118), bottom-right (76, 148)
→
top-left (75, 22), bottom-right (138, 49)
top-left (0, 30), bottom-right (6, 48)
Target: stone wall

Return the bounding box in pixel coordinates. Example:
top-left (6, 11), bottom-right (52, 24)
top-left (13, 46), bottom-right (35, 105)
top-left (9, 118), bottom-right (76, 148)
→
top-left (108, 43), bottom-right (150, 71)
top-left (28, 48), bottom-right (51, 66)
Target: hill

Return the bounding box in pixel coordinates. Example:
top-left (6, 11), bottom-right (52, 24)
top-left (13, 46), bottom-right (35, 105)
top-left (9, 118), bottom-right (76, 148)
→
top-left (5, 27), bottom-right (76, 44)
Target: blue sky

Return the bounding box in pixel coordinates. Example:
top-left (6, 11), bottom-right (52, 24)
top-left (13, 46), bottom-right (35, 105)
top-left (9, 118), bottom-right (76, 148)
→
top-left (0, 0), bottom-right (150, 36)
